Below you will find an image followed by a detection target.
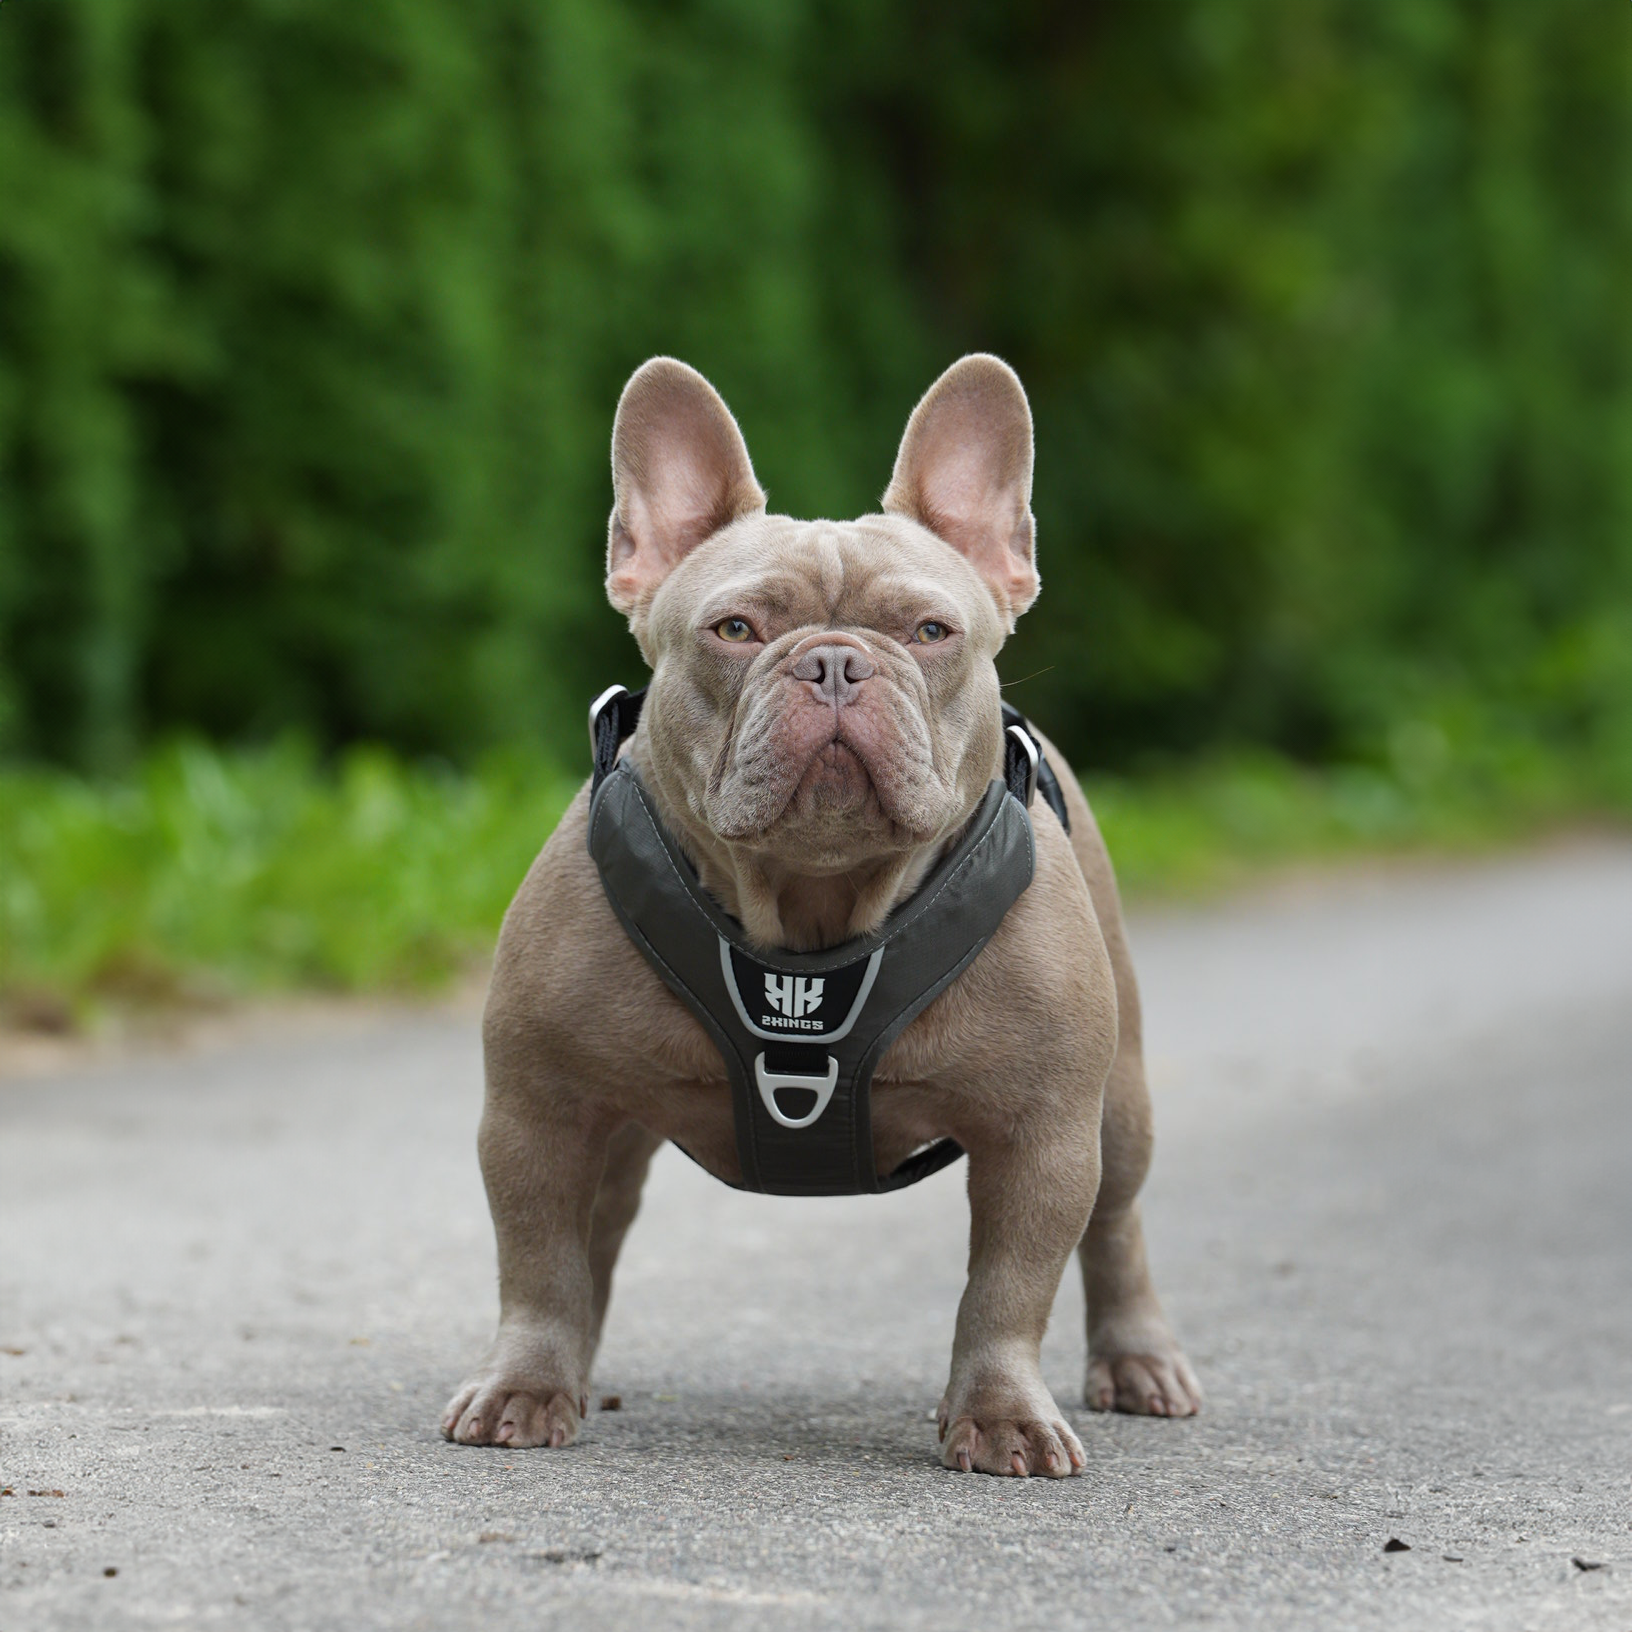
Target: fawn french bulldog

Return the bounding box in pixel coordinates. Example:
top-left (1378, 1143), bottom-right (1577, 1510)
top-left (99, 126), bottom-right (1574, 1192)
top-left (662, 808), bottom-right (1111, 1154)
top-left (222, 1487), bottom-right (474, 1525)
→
top-left (442, 354), bottom-right (1199, 1476)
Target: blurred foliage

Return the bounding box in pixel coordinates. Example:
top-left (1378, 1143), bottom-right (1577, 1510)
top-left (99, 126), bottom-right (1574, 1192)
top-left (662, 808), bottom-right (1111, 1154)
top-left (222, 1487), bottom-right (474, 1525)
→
top-left (2, 0), bottom-right (1630, 777)
top-left (3, 731), bottom-right (1621, 1015)
top-left (0, 739), bottom-right (579, 1006)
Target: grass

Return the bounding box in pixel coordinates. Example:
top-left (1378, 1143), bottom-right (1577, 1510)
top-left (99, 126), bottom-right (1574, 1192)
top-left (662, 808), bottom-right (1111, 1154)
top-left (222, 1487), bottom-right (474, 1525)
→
top-left (1086, 743), bottom-right (1605, 898)
top-left (0, 739), bottom-right (581, 1026)
top-left (2, 729), bottom-right (1625, 1028)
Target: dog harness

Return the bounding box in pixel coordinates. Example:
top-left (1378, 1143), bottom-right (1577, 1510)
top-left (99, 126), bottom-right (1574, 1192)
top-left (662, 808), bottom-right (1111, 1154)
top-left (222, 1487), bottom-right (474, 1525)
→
top-left (585, 685), bottom-right (1071, 1197)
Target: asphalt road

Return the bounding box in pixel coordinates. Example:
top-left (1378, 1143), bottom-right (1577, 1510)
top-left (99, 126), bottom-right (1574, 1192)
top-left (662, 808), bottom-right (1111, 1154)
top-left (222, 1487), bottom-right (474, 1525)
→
top-left (4, 841), bottom-right (1632, 1632)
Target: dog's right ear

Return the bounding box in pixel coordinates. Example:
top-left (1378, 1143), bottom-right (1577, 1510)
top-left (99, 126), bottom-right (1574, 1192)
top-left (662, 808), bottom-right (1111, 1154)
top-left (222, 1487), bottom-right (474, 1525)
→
top-left (607, 358), bottom-right (766, 621)
top-left (883, 354), bottom-right (1039, 628)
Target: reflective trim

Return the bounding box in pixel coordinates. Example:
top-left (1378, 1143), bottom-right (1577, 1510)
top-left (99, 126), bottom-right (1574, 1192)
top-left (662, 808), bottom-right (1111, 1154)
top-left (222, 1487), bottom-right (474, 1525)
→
top-left (718, 939), bottom-right (883, 1043)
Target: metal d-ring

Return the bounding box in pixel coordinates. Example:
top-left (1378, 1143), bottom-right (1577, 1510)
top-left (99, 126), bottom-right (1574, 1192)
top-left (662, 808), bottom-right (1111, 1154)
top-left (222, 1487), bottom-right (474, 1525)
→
top-left (753, 1053), bottom-right (840, 1130)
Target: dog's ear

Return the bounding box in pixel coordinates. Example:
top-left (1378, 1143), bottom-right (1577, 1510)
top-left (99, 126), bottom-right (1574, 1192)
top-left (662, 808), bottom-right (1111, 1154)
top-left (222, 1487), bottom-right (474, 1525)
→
top-left (607, 358), bottom-right (766, 619)
top-left (883, 354), bottom-right (1039, 625)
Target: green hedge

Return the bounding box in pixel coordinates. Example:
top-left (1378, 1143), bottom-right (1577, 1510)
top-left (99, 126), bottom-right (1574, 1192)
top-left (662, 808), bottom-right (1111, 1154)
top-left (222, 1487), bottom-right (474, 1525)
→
top-left (2, 0), bottom-right (1630, 774)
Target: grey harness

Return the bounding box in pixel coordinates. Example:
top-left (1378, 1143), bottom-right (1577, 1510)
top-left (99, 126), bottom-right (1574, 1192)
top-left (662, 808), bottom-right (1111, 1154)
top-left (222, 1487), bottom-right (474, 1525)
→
top-left (585, 686), bottom-right (1070, 1197)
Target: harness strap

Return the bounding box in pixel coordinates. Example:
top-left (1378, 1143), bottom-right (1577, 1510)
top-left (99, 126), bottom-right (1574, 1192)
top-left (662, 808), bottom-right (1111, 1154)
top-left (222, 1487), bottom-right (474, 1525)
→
top-left (586, 684), bottom-right (1055, 1196)
top-left (590, 684), bottom-right (646, 794)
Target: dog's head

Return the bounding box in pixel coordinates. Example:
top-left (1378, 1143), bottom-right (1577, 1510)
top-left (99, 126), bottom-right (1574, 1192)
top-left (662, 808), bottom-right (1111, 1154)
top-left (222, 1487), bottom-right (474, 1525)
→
top-left (606, 355), bottom-right (1039, 948)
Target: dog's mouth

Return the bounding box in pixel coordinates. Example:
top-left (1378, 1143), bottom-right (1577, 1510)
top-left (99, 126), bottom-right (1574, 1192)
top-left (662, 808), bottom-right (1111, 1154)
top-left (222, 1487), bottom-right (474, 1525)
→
top-left (789, 737), bottom-right (874, 809)
top-left (711, 730), bottom-right (880, 837)
top-left (711, 726), bottom-right (944, 855)
top-left (703, 666), bottom-right (953, 853)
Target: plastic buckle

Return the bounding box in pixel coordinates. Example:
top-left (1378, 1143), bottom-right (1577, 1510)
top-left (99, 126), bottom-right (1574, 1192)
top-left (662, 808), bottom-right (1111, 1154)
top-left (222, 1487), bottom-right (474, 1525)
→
top-left (1005, 722), bottom-right (1039, 808)
top-left (753, 1053), bottom-right (839, 1130)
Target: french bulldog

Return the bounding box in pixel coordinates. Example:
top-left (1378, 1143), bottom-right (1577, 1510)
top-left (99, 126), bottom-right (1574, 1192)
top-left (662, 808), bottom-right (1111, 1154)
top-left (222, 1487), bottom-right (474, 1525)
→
top-left (441, 354), bottom-right (1200, 1476)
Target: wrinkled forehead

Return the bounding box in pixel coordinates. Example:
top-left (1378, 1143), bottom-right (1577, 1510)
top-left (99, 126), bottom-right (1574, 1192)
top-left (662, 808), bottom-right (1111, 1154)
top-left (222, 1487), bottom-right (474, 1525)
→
top-left (655, 514), bottom-right (995, 634)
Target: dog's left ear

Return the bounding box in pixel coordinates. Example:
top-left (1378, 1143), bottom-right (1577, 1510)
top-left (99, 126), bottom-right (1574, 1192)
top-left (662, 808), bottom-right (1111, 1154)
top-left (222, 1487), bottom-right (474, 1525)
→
top-left (607, 357), bottom-right (766, 622)
top-left (883, 354), bottom-right (1039, 625)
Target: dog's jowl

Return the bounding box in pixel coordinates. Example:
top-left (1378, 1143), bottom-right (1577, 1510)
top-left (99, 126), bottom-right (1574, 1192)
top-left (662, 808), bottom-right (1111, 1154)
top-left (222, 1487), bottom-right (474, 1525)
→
top-left (441, 355), bottom-right (1201, 1476)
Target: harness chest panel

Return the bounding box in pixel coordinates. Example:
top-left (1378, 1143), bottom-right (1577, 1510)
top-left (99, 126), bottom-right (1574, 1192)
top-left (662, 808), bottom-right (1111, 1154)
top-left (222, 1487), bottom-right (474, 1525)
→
top-left (584, 688), bottom-right (1055, 1197)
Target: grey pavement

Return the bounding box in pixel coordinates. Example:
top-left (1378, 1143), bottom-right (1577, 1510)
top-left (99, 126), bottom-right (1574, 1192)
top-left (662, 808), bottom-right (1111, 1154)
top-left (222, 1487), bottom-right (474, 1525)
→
top-left (4, 841), bottom-right (1632, 1631)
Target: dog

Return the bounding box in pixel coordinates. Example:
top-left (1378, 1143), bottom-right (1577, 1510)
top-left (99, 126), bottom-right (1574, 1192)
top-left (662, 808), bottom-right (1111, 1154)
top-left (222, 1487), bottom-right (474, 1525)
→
top-left (441, 354), bottom-right (1200, 1476)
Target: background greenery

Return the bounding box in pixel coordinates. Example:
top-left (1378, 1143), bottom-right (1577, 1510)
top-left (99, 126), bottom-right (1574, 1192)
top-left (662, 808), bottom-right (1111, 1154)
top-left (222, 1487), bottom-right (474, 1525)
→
top-left (0, 730), bottom-right (1582, 1018)
top-left (3, 0), bottom-right (1631, 1009)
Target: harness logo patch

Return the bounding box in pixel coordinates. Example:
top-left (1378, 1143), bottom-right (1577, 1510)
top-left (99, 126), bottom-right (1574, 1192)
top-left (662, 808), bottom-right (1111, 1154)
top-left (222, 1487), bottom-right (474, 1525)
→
top-left (763, 973), bottom-right (824, 1029)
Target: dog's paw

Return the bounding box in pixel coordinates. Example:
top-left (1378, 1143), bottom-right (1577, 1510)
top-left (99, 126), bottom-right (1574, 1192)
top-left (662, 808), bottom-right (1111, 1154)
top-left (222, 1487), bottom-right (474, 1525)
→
top-left (441, 1378), bottom-right (586, 1449)
top-left (936, 1394), bottom-right (1085, 1478)
top-left (1085, 1347), bottom-right (1202, 1418)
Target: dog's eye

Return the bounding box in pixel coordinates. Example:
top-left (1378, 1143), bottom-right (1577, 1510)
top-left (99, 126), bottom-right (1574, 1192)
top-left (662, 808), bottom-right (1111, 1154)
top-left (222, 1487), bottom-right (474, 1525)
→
top-left (914, 621), bottom-right (949, 645)
top-left (715, 618), bottom-right (756, 644)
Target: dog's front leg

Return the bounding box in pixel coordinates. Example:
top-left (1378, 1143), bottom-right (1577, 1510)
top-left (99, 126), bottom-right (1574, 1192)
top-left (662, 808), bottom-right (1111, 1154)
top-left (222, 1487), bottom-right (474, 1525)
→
top-left (441, 1086), bottom-right (614, 1449)
top-left (939, 1113), bottom-right (1101, 1478)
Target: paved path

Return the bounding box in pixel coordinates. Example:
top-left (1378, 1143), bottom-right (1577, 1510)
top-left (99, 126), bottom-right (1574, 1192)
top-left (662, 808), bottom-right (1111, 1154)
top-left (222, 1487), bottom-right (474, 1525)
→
top-left (4, 842), bottom-right (1632, 1631)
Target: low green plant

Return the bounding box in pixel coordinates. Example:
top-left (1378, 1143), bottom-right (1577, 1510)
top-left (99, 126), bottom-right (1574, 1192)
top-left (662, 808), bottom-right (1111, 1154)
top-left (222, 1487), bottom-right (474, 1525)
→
top-left (1091, 703), bottom-right (1632, 895)
top-left (1, 727), bottom-right (1625, 1025)
top-left (0, 738), bottom-right (579, 1021)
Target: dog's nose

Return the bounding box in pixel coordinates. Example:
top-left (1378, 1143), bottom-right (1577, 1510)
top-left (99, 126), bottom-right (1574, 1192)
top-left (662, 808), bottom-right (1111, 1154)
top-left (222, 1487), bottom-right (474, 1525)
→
top-left (791, 642), bottom-right (876, 705)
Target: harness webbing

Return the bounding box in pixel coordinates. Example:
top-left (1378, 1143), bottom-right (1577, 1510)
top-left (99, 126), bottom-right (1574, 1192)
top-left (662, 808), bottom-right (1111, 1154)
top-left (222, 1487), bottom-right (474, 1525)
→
top-left (585, 686), bottom-right (1064, 1196)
